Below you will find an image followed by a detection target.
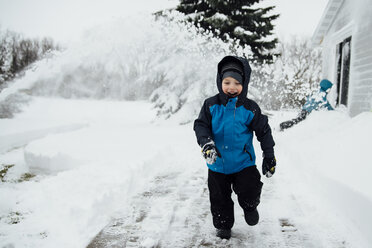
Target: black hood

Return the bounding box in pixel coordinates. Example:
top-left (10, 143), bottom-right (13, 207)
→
top-left (217, 55), bottom-right (251, 98)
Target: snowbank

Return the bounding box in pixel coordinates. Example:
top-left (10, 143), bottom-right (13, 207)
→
top-left (277, 110), bottom-right (372, 200)
top-left (0, 98), bottom-right (201, 247)
top-left (275, 110), bottom-right (372, 246)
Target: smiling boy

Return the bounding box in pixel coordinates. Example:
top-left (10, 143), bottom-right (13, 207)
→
top-left (193, 55), bottom-right (276, 239)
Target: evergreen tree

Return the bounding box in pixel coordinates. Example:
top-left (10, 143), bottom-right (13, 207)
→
top-left (176, 0), bottom-right (279, 63)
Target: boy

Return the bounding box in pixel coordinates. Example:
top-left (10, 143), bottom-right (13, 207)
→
top-left (279, 79), bottom-right (334, 131)
top-left (193, 55), bottom-right (276, 239)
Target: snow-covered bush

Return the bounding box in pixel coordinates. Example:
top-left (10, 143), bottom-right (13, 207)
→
top-left (251, 37), bottom-right (322, 110)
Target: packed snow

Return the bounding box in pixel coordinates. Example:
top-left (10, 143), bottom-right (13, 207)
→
top-left (0, 97), bottom-right (371, 248)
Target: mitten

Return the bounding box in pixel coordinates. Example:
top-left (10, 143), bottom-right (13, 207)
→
top-left (262, 156), bottom-right (276, 178)
top-left (201, 140), bottom-right (221, 164)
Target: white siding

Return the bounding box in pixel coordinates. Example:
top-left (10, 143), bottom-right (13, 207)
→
top-left (321, 0), bottom-right (372, 116)
top-left (350, 0), bottom-right (372, 116)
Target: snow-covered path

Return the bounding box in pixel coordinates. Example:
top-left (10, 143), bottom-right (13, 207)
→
top-left (1, 98), bottom-right (371, 248)
top-left (86, 139), bottom-right (355, 248)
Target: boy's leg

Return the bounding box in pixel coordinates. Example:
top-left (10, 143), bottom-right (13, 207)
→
top-left (208, 169), bottom-right (234, 230)
top-left (232, 166), bottom-right (263, 222)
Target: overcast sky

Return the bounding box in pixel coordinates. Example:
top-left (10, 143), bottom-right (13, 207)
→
top-left (0, 0), bottom-right (329, 42)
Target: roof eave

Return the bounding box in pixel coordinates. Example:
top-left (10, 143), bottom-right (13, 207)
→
top-left (312, 0), bottom-right (345, 46)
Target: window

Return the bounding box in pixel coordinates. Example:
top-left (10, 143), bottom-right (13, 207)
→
top-left (335, 36), bottom-right (352, 106)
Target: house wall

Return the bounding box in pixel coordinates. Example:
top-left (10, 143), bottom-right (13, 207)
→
top-left (321, 0), bottom-right (372, 116)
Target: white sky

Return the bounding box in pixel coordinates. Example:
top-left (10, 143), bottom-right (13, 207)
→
top-left (270, 0), bottom-right (329, 41)
top-left (0, 0), bottom-right (329, 42)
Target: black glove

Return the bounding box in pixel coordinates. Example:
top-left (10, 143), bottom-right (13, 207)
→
top-left (201, 141), bottom-right (221, 164)
top-left (262, 156), bottom-right (276, 178)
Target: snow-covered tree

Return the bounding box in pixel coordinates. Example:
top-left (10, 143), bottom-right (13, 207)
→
top-left (176, 0), bottom-right (279, 63)
top-left (251, 37), bottom-right (322, 110)
top-left (0, 31), bottom-right (14, 87)
top-left (0, 28), bottom-right (58, 90)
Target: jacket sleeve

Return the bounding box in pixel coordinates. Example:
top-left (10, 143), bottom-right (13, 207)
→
top-left (193, 100), bottom-right (213, 147)
top-left (249, 102), bottom-right (275, 157)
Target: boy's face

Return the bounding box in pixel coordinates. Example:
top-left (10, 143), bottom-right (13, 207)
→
top-left (222, 77), bottom-right (243, 98)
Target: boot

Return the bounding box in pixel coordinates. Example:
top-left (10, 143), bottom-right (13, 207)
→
top-left (244, 208), bottom-right (259, 226)
top-left (216, 228), bottom-right (231, 239)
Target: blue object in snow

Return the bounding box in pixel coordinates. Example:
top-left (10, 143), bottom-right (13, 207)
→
top-left (302, 79), bottom-right (334, 113)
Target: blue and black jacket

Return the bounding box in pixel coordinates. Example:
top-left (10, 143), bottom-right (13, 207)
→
top-left (194, 56), bottom-right (275, 175)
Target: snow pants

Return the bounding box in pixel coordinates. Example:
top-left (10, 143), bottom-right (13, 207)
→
top-left (279, 110), bottom-right (308, 130)
top-left (208, 165), bottom-right (263, 229)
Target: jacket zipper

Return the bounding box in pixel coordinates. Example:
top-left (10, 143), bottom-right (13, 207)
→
top-left (234, 102), bottom-right (236, 119)
top-left (244, 144), bottom-right (253, 160)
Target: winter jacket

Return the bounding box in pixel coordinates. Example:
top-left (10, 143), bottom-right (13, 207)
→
top-left (193, 56), bottom-right (275, 175)
top-left (302, 79), bottom-right (334, 113)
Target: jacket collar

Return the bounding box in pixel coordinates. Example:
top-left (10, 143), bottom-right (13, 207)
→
top-left (218, 93), bottom-right (243, 106)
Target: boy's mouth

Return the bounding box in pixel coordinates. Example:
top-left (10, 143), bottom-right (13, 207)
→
top-left (227, 92), bottom-right (238, 97)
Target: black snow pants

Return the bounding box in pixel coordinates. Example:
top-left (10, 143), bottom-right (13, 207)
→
top-left (208, 165), bottom-right (263, 229)
top-left (279, 110), bottom-right (308, 130)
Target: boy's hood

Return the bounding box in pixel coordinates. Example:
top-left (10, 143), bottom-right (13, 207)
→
top-left (216, 56), bottom-right (252, 98)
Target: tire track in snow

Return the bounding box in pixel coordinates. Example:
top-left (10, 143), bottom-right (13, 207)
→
top-left (87, 168), bottom-right (212, 248)
top-left (87, 167), bottom-right (352, 247)
top-left (87, 167), bottom-right (350, 248)
top-left (260, 180), bottom-right (314, 248)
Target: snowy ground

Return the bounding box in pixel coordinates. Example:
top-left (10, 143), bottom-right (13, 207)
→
top-left (0, 97), bottom-right (372, 248)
